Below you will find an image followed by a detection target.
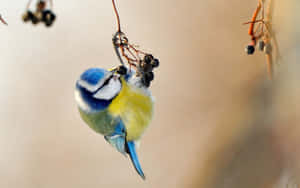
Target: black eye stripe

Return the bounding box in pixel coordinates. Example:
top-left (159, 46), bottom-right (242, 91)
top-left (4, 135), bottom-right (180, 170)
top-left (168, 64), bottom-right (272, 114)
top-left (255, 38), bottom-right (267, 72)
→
top-left (102, 76), bottom-right (112, 87)
top-left (92, 75), bottom-right (114, 94)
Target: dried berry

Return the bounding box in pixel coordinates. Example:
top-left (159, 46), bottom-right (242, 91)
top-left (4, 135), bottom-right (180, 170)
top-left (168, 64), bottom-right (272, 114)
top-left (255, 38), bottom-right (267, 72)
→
top-left (264, 43), bottom-right (272, 54)
top-left (245, 45), bottom-right (255, 55)
top-left (142, 77), bottom-right (151, 87)
top-left (143, 54), bottom-right (154, 64)
top-left (22, 11), bottom-right (34, 22)
top-left (258, 40), bottom-right (265, 51)
top-left (31, 14), bottom-right (39, 24)
top-left (42, 10), bottom-right (56, 27)
top-left (141, 62), bottom-right (153, 73)
top-left (151, 58), bottom-right (159, 68)
top-left (145, 72), bottom-right (154, 82)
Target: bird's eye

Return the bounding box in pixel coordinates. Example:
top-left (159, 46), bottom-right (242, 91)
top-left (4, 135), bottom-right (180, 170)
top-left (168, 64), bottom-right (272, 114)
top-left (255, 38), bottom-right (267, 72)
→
top-left (116, 65), bottom-right (127, 75)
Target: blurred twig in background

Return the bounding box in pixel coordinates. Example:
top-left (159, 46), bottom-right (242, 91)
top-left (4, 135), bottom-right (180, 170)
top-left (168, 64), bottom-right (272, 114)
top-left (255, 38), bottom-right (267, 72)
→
top-left (244, 0), bottom-right (280, 80)
top-left (0, 0), bottom-right (299, 187)
top-left (188, 0), bottom-right (300, 187)
top-left (0, 14), bottom-right (7, 25)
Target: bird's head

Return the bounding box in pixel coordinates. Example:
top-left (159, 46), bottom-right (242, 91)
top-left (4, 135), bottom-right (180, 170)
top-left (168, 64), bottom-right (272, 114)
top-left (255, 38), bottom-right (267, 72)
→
top-left (75, 68), bottom-right (123, 113)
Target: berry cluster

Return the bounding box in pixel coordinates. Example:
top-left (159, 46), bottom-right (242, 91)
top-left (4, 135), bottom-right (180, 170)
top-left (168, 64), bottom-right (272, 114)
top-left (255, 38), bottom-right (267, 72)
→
top-left (245, 40), bottom-right (272, 55)
top-left (139, 54), bottom-right (159, 87)
top-left (22, 1), bottom-right (56, 27)
top-left (112, 31), bottom-right (160, 88)
top-left (114, 54), bottom-right (160, 88)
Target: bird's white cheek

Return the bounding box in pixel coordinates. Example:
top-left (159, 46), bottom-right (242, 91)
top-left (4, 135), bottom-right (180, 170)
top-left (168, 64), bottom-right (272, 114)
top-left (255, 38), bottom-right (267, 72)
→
top-left (93, 79), bottom-right (121, 100)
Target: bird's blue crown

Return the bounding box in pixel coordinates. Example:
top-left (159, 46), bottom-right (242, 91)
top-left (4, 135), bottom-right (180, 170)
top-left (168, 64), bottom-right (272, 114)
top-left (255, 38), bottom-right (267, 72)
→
top-left (80, 68), bottom-right (109, 86)
top-left (75, 68), bottom-right (113, 112)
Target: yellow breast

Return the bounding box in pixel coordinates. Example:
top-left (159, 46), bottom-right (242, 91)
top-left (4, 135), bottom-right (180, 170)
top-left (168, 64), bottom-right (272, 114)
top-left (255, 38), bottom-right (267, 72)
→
top-left (108, 78), bottom-right (153, 141)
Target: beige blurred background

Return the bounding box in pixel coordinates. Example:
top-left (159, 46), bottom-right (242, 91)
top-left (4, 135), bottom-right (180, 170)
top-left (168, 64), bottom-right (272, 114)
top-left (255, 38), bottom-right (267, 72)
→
top-left (0, 0), bottom-right (299, 187)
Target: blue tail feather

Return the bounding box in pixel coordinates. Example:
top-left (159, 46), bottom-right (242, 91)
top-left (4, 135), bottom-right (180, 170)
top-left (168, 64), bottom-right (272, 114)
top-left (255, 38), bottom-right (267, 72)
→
top-left (104, 119), bottom-right (146, 179)
top-left (126, 141), bottom-right (146, 180)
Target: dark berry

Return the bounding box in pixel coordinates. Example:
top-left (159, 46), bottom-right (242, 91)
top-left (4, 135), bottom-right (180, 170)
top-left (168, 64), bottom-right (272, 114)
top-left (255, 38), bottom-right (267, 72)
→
top-left (22, 14), bottom-right (30, 22)
top-left (31, 14), bottom-right (39, 24)
top-left (22, 11), bottom-right (34, 22)
top-left (264, 43), bottom-right (272, 54)
top-left (142, 72), bottom-right (154, 88)
top-left (145, 72), bottom-right (154, 81)
top-left (143, 54), bottom-right (154, 64)
top-left (45, 20), bottom-right (53, 27)
top-left (50, 12), bottom-right (56, 22)
top-left (117, 65), bottom-right (127, 75)
top-left (142, 77), bottom-right (151, 87)
top-left (42, 10), bottom-right (50, 22)
top-left (151, 58), bottom-right (159, 68)
top-left (42, 10), bottom-right (56, 27)
top-left (44, 18), bottom-right (53, 27)
top-left (145, 81), bottom-right (151, 87)
top-left (245, 45), bottom-right (255, 55)
top-left (141, 63), bottom-right (153, 73)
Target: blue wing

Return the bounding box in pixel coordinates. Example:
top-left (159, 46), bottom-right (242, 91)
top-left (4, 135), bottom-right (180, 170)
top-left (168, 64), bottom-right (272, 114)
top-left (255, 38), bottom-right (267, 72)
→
top-left (104, 120), bottom-right (126, 155)
top-left (104, 119), bottom-right (146, 180)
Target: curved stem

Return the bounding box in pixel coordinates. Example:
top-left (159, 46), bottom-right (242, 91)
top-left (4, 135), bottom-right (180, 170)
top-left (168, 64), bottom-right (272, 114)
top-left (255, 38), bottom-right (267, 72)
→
top-left (112, 32), bottom-right (125, 65)
top-left (112, 0), bottom-right (121, 32)
top-left (248, 0), bottom-right (262, 36)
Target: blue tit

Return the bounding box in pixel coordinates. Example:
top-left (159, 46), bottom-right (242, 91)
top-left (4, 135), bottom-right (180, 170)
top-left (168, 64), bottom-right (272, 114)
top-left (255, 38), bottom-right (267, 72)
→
top-left (75, 67), bottom-right (153, 179)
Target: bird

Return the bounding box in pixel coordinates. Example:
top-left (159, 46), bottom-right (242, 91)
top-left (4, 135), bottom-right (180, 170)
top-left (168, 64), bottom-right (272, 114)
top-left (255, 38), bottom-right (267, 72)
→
top-left (74, 66), bottom-right (153, 180)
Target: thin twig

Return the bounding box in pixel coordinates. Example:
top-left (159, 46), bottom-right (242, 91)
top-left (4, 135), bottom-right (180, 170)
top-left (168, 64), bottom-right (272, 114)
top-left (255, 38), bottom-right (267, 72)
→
top-left (266, 0), bottom-right (281, 65)
top-left (243, 19), bottom-right (264, 25)
top-left (266, 53), bottom-right (273, 80)
top-left (248, 0), bottom-right (262, 36)
top-left (264, 0), bottom-right (274, 79)
top-left (112, 0), bottom-right (121, 32)
top-left (111, 0), bottom-right (150, 74)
